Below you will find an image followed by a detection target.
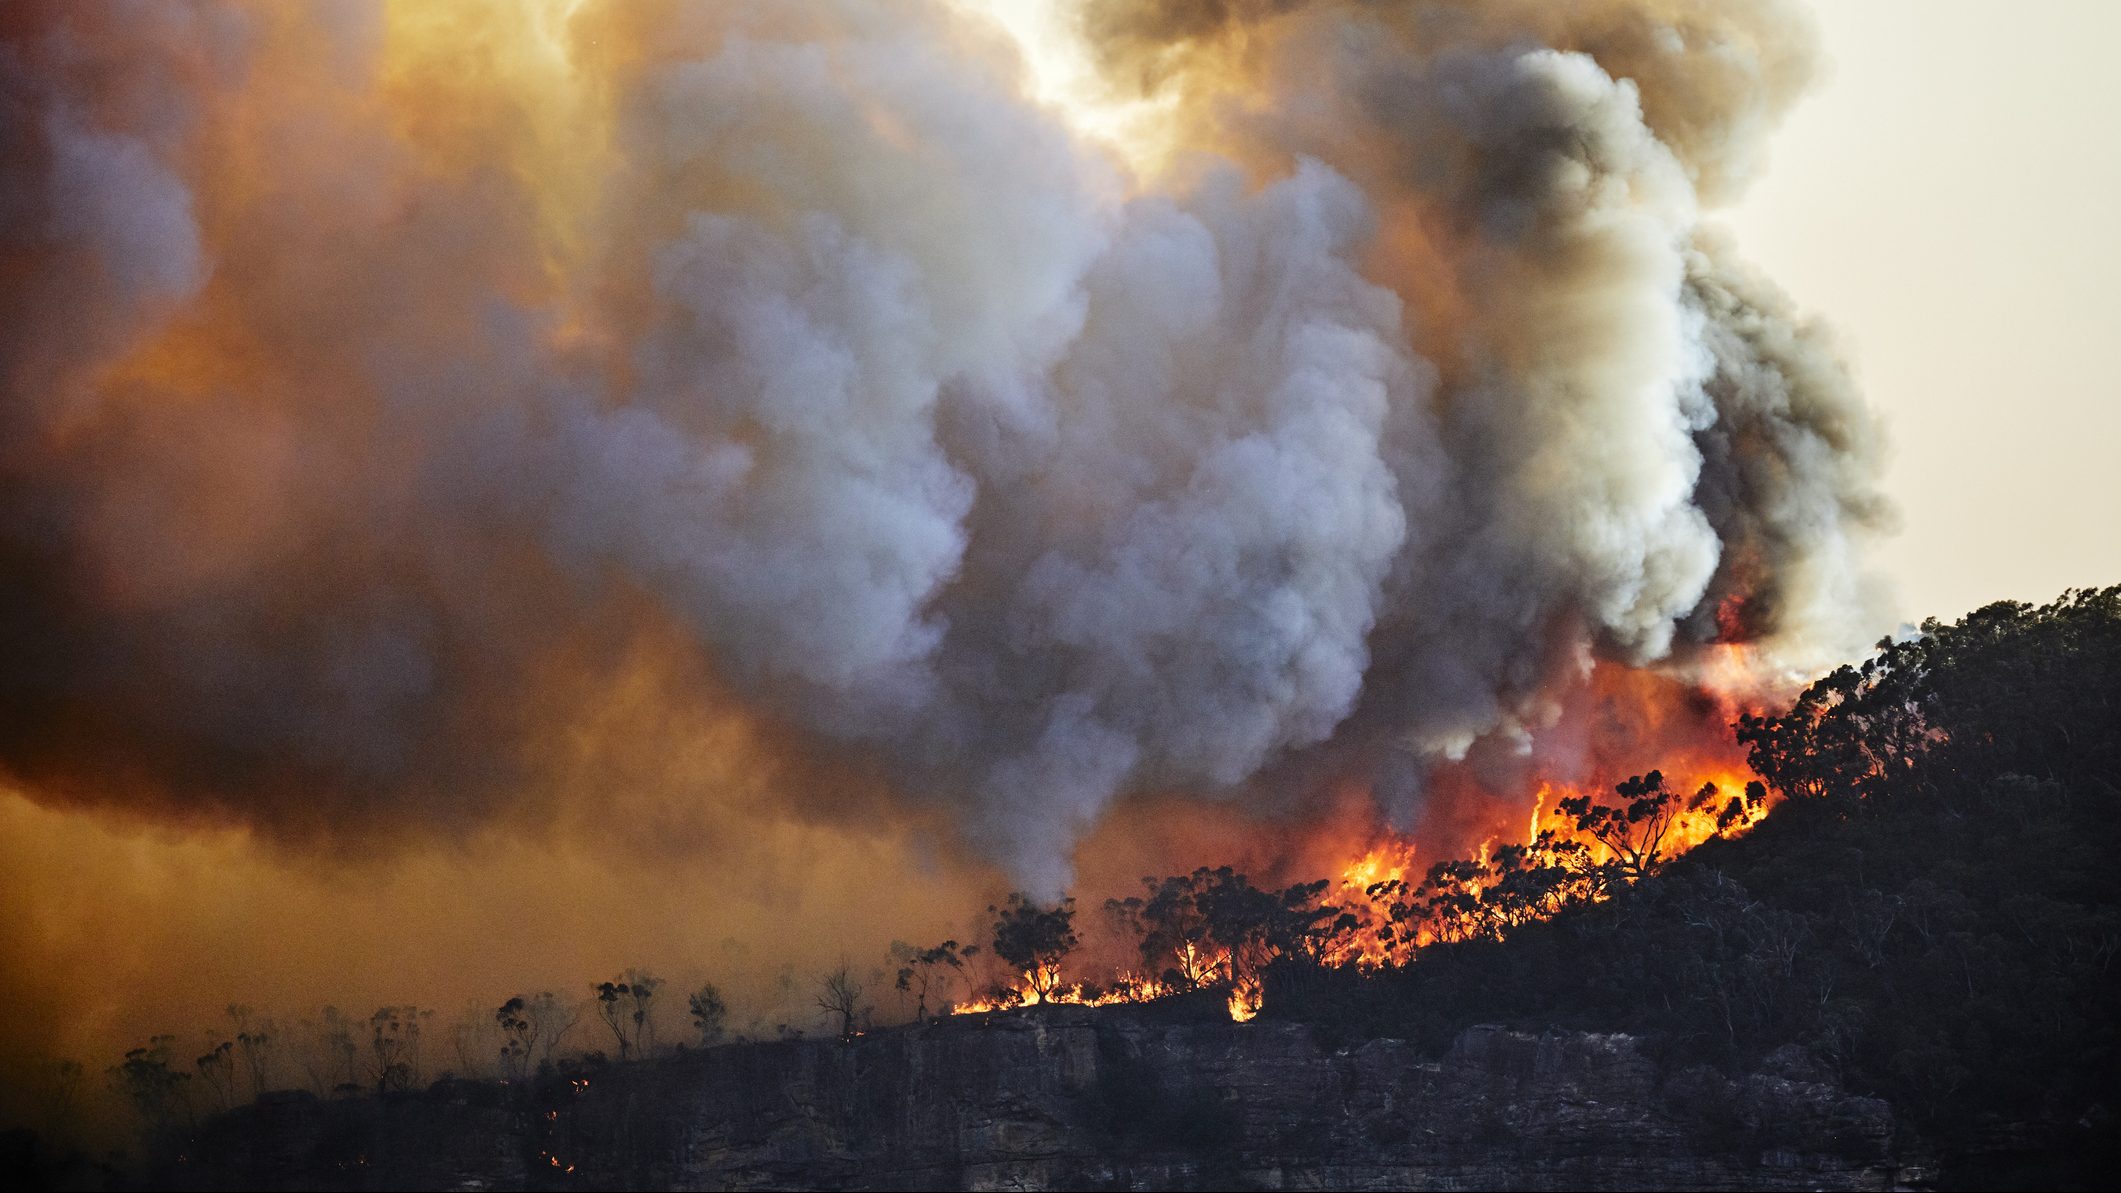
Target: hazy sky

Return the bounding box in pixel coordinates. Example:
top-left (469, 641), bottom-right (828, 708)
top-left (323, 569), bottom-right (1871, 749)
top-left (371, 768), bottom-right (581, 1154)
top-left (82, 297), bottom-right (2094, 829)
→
top-left (1726, 0), bottom-right (2121, 624)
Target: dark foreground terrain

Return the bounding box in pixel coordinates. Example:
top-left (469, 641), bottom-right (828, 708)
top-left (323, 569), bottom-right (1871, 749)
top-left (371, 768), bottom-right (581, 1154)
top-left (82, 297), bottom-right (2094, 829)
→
top-left (153, 1002), bottom-right (1921, 1192)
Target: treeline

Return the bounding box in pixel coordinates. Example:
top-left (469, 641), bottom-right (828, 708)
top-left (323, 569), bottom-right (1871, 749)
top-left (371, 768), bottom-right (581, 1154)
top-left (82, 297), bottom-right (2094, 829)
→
top-left (903, 768), bottom-right (1766, 1016)
top-left (84, 728), bottom-right (1740, 1148)
top-left (59, 585), bottom-right (2121, 1187)
top-left (96, 970), bottom-right (742, 1136)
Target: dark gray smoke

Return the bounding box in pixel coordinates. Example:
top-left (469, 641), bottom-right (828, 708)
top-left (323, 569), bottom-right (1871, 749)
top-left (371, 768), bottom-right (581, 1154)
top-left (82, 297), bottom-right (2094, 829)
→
top-left (0, 0), bottom-right (1887, 892)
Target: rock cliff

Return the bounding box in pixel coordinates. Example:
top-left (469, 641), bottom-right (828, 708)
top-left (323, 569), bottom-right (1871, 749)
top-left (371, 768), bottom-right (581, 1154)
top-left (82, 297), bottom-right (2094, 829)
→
top-left (163, 1001), bottom-right (1928, 1191)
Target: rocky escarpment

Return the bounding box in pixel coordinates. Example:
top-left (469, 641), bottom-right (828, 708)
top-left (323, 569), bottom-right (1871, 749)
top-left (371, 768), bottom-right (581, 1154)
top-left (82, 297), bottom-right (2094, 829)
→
top-left (162, 1001), bottom-right (1928, 1191)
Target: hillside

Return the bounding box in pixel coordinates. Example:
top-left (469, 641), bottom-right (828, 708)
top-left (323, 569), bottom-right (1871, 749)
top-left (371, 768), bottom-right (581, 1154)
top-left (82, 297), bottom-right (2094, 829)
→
top-left (1266, 587), bottom-right (2121, 1187)
top-left (155, 1006), bottom-right (1917, 1191)
top-left (20, 587), bottom-right (2118, 1192)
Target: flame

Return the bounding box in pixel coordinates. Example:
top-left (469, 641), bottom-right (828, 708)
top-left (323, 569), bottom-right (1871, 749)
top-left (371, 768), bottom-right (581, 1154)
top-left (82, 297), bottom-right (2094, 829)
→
top-left (948, 750), bottom-right (1768, 1020)
top-left (947, 662), bottom-right (1779, 1025)
top-left (950, 969), bottom-right (1178, 1016)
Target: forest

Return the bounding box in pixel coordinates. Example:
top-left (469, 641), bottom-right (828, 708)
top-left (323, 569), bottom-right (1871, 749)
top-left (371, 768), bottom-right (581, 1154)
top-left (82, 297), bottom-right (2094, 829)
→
top-left (10, 585), bottom-right (2118, 1189)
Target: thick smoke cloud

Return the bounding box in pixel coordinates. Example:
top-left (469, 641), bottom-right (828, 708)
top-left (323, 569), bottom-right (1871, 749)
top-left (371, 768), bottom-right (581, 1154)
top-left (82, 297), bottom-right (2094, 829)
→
top-left (0, 0), bottom-right (1886, 892)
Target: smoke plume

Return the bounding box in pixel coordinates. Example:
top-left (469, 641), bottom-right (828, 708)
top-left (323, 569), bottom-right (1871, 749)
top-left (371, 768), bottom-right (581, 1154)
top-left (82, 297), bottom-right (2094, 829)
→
top-left (0, 0), bottom-right (1886, 908)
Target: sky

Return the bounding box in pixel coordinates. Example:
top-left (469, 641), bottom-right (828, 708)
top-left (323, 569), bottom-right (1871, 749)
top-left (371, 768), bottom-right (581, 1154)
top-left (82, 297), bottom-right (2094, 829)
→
top-left (1726, 0), bottom-right (2121, 624)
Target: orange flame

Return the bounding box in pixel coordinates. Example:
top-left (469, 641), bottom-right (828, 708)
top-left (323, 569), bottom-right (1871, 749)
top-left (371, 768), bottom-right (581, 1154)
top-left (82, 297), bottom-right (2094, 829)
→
top-left (949, 662), bottom-right (1782, 1025)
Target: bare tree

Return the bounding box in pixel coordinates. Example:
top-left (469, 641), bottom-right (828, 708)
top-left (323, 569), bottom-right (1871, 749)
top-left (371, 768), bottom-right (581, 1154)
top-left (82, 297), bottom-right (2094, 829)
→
top-left (534, 992), bottom-right (581, 1068)
top-left (369, 1006), bottom-right (429, 1093)
top-left (194, 1039), bottom-right (236, 1112)
top-left (816, 965), bottom-right (866, 1041)
top-left (298, 1006), bottom-right (361, 1096)
top-left (227, 1004), bottom-right (276, 1098)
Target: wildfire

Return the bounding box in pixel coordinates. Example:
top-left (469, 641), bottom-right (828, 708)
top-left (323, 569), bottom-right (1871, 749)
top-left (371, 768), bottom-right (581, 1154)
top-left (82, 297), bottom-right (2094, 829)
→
top-left (1321, 841), bottom-right (1419, 970)
top-left (949, 766), bottom-right (1774, 1022)
top-left (944, 660), bottom-right (1783, 1026)
top-left (950, 970), bottom-right (1176, 1016)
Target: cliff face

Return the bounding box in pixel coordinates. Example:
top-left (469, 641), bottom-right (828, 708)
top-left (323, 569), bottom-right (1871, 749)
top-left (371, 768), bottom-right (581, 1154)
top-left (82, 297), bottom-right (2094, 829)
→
top-left (166, 1003), bottom-right (1927, 1191)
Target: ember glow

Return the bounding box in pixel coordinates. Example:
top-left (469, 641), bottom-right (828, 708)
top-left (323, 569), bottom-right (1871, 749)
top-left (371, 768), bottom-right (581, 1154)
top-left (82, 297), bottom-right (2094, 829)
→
top-left (0, 0), bottom-right (1888, 1093)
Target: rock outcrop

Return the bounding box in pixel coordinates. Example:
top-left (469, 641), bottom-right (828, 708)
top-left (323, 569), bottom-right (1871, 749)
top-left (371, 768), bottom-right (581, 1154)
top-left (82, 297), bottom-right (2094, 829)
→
top-left (163, 1002), bottom-right (1928, 1190)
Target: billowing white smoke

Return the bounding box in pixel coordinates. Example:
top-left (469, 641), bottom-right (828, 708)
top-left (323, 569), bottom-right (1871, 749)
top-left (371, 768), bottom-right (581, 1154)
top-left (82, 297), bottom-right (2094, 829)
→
top-left (0, 0), bottom-right (1886, 892)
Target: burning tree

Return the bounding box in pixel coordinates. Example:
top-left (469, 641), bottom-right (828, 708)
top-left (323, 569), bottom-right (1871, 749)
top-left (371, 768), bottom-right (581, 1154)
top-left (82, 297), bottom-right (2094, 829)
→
top-left (988, 894), bottom-right (1079, 1000)
top-left (1108, 872), bottom-right (1227, 988)
top-left (1557, 770), bottom-right (1685, 882)
top-left (1108, 867), bottom-right (1340, 991)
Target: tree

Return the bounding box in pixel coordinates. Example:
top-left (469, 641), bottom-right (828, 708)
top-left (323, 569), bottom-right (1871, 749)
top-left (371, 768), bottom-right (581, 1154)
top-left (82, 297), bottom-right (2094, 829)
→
top-left (1264, 878), bottom-right (1343, 964)
top-left (308, 1006), bottom-right (361, 1095)
top-left (593, 969), bottom-right (662, 1060)
top-left (109, 1037), bottom-right (190, 1133)
top-left (227, 1004), bottom-right (275, 1098)
top-left (892, 940), bottom-right (977, 1020)
top-left (369, 1006), bottom-right (427, 1093)
top-left (496, 991), bottom-right (577, 1078)
top-left (1738, 587), bottom-right (2121, 810)
top-left (496, 997), bottom-right (539, 1079)
top-left (988, 894), bottom-right (1079, 998)
top-left (687, 983), bottom-right (729, 1045)
top-left (195, 1038), bottom-right (237, 1111)
top-left (815, 965), bottom-right (866, 1041)
top-left (1109, 872), bottom-right (1222, 987)
top-left (1558, 771), bottom-right (1683, 881)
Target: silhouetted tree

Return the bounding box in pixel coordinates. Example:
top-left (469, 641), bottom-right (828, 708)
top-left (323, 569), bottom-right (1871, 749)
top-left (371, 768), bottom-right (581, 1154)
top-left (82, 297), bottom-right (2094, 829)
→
top-left (593, 970), bottom-right (661, 1060)
top-left (227, 1004), bottom-right (275, 1098)
top-left (194, 1039), bottom-right (236, 1111)
top-left (1558, 770), bottom-right (1682, 881)
top-left (109, 1037), bottom-right (189, 1133)
top-left (989, 894), bottom-right (1079, 997)
top-left (892, 939), bottom-right (980, 1020)
top-left (687, 983), bottom-right (728, 1045)
top-left (369, 1006), bottom-right (427, 1093)
top-left (497, 992), bottom-right (577, 1078)
top-left (815, 965), bottom-right (866, 1041)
